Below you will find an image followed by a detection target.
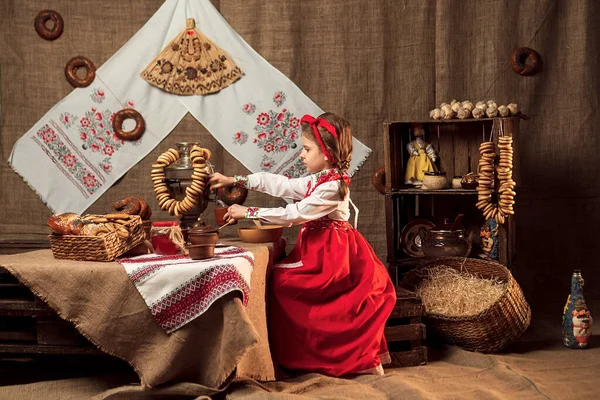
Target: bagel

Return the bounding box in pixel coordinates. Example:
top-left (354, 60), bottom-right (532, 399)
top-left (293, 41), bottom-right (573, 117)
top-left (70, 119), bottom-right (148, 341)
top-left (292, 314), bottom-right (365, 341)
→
top-left (34, 10), bottom-right (64, 40)
top-left (112, 109), bottom-right (146, 141)
top-left (511, 47), bottom-right (542, 76)
top-left (65, 56), bottom-right (96, 87)
top-left (371, 166), bottom-right (386, 195)
top-left (217, 186), bottom-right (249, 206)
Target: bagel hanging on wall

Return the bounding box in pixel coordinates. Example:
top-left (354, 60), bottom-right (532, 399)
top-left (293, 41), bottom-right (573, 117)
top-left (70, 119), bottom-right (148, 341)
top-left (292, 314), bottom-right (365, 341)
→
top-left (372, 166), bottom-right (386, 195)
top-left (511, 47), bottom-right (542, 76)
top-left (65, 56), bottom-right (96, 87)
top-left (112, 109), bottom-right (146, 141)
top-left (34, 10), bottom-right (64, 41)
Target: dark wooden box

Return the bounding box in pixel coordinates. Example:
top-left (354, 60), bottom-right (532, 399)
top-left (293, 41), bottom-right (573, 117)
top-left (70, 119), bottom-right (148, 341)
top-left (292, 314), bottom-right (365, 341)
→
top-left (0, 249), bottom-right (102, 356)
top-left (384, 286), bottom-right (427, 368)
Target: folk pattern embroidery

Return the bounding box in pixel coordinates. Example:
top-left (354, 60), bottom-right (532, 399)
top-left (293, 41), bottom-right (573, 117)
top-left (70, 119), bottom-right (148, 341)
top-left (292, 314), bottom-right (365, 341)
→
top-left (246, 207), bottom-right (259, 218)
top-left (233, 175), bottom-right (249, 189)
top-left (280, 157), bottom-right (306, 179)
top-left (35, 124), bottom-right (102, 194)
top-left (236, 91), bottom-right (307, 177)
top-left (242, 103), bottom-right (256, 115)
top-left (233, 131), bottom-right (248, 145)
top-left (59, 102), bottom-right (142, 173)
top-left (90, 88), bottom-right (106, 103)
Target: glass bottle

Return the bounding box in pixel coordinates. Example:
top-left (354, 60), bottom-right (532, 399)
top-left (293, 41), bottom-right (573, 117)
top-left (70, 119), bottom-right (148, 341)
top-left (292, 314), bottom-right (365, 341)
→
top-left (562, 270), bottom-right (593, 348)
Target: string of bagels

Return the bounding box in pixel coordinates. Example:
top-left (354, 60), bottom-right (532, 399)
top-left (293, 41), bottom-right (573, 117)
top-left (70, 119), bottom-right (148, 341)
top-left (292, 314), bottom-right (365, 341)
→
top-left (152, 145), bottom-right (212, 218)
top-left (476, 120), bottom-right (515, 225)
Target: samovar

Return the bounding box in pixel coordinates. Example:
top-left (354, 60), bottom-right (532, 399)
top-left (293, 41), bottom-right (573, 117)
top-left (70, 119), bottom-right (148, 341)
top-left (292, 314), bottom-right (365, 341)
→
top-left (163, 142), bottom-right (215, 230)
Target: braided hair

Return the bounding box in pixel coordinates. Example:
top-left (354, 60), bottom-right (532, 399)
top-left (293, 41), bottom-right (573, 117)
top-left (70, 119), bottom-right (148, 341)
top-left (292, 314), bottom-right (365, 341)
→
top-left (301, 112), bottom-right (353, 199)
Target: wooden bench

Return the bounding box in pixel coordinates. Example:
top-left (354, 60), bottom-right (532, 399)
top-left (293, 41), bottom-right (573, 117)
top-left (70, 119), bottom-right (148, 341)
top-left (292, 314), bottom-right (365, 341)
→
top-left (384, 286), bottom-right (427, 368)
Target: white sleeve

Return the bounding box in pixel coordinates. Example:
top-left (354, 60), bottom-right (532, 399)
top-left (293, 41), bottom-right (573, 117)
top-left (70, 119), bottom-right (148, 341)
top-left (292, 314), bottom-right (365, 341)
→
top-left (235, 172), bottom-right (310, 201)
top-left (245, 181), bottom-right (342, 227)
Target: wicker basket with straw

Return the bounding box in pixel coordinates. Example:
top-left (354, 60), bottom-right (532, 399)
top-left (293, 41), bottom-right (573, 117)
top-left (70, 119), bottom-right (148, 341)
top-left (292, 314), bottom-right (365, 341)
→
top-left (400, 257), bottom-right (531, 353)
top-left (49, 215), bottom-right (144, 262)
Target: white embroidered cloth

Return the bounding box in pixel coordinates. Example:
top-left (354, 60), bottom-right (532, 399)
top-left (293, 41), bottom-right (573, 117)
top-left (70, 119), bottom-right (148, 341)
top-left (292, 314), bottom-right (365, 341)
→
top-left (117, 245), bottom-right (254, 333)
top-left (9, 0), bottom-right (371, 214)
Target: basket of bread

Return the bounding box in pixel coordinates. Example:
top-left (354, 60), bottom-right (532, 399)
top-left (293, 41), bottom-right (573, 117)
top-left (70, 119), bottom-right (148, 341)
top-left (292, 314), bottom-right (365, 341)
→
top-left (47, 212), bottom-right (145, 261)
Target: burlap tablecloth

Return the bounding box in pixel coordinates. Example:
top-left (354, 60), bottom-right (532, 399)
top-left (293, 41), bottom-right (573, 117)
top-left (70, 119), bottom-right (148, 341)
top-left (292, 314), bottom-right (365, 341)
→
top-left (0, 238), bottom-right (285, 388)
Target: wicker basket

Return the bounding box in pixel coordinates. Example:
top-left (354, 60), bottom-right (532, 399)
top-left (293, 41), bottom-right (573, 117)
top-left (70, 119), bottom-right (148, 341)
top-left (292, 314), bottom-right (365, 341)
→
top-left (400, 257), bottom-right (531, 353)
top-left (49, 216), bottom-right (144, 262)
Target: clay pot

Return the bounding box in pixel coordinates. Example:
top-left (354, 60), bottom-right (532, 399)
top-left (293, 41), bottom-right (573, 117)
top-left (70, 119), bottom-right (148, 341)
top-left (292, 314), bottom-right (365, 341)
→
top-left (188, 244), bottom-right (215, 260)
top-left (188, 225), bottom-right (219, 245)
top-left (214, 207), bottom-right (236, 226)
top-left (461, 173), bottom-right (479, 190)
top-left (238, 225), bottom-right (283, 243)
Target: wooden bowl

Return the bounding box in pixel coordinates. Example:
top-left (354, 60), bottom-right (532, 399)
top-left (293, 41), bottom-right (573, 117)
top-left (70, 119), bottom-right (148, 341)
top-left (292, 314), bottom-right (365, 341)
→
top-left (237, 225), bottom-right (283, 243)
top-left (187, 244), bottom-right (215, 260)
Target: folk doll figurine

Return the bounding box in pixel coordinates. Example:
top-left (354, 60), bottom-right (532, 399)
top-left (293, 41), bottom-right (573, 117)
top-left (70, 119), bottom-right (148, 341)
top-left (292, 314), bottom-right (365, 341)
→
top-left (479, 218), bottom-right (499, 260)
top-left (404, 123), bottom-right (438, 185)
top-left (563, 270), bottom-right (593, 348)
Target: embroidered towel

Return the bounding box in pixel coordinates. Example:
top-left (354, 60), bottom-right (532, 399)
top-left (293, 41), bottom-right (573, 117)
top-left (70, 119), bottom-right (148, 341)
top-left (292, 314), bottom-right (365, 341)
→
top-left (118, 245), bottom-right (254, 333)
top-left (10, 0), bottom-right (371, 214)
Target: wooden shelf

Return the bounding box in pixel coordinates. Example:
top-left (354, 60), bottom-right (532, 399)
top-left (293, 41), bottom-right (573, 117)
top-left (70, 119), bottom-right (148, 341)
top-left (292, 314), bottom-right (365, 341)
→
top-left (0, 343), bottom-right (102, 355)
top-left (385, 116), bottom-right (519, 125)
top-left (388, 188), bottom-right (478, 195)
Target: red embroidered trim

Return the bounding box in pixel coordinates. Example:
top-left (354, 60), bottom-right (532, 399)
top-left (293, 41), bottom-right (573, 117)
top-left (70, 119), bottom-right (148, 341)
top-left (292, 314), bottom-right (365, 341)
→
top-left (246, 207), bottom-right (259, 218)
top-left (305, 217), bottom-right (352, 230)
top-left (305, 169), bottom-right (350, 197)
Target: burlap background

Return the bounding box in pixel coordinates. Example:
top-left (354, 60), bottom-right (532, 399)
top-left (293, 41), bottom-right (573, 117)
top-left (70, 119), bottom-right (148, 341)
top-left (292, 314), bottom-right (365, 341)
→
top-left (1, 1), bottom-right (599, 319)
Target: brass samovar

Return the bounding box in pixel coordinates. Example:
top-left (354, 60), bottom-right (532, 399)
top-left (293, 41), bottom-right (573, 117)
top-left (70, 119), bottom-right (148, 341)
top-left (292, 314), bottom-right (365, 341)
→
top-left (163, 142), bottom-right (215, 229)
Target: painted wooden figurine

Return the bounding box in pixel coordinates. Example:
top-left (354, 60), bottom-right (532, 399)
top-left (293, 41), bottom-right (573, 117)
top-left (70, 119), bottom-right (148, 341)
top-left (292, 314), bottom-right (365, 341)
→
top-left (563, 270), bottom-right (593, 349)
top-left (404, 123), bottom-right (438, 185)
top-left (479, 218), bottom-right (499, 260)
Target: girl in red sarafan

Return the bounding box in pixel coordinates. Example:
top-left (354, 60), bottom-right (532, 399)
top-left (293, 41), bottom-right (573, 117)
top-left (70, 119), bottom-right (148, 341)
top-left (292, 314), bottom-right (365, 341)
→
top-left (208, 112), bottom-right (396, 376)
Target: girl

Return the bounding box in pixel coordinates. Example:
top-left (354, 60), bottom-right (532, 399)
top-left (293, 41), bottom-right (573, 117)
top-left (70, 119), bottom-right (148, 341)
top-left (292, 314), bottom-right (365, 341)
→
top-left (208, 112), bottom-right (396, 376)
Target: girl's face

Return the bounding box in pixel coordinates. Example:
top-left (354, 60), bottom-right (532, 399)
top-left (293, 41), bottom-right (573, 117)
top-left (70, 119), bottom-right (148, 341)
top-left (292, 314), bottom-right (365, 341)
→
top-left (300, 134), bottom-right (331, 173)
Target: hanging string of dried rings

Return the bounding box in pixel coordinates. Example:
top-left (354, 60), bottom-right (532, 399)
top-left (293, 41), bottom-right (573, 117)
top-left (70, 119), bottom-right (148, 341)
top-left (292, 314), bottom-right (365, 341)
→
top-left (151, 145), bottom-right (212, 218)
top-left (475, 120), bottom-right (516, 225)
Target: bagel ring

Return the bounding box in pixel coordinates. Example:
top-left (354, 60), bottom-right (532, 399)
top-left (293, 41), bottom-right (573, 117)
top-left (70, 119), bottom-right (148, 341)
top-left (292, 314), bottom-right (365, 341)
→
top-left (217, 186), bottom-right (248, 206)
top-left (371, 165), bottom-right (386, 195)
top-left (65, 56), bottom-right (96, 87)
top-left (511, 47), bottom-right (542, 76)
top-left (34, 10), bottom-right (64, 41)
top-left (112, 109), bottom-right (146, 141)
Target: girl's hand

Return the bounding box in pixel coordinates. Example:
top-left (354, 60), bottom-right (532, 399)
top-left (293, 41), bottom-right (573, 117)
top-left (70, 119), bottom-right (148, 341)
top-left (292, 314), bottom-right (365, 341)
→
top-left (208, 173), bottom-right (235, 190)
top-left (224, 204), bottom-right (248, 221)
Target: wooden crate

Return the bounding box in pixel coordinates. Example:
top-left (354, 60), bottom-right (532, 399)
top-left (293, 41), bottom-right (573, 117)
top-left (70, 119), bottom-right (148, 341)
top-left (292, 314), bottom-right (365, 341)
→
top-left (0, 264), bottom-right (102, 356)
top-left (384, 286), bottom-right (427, 368)
top-left (382, 117), bottom-right (520, 278)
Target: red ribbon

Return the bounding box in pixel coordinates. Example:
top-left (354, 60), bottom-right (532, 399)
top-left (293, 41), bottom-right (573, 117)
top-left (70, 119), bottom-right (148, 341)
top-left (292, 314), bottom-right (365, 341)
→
top-left (300, 114), bottom-right (338, 161)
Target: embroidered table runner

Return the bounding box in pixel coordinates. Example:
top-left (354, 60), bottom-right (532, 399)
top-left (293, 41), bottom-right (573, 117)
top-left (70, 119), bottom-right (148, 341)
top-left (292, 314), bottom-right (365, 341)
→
top-left (9, 0), bottom-right (371, 214)
top-left (118, 245), bottom-right (254, 333)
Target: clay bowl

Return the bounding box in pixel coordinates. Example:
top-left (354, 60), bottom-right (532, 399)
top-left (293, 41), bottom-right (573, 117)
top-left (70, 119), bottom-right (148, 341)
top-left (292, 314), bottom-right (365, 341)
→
top-left (187, 244), bottom-right (215, 260)
top-left (237, 224), bottom-right (283, 243)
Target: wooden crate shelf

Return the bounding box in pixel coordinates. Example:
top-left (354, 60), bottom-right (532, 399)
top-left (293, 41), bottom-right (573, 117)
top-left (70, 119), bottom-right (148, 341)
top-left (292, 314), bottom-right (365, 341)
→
top-left (0, 262), bottom-right (102, 356)
top-left (384, 287), bottom-right (427, 368)
top-left (382, 117), bottom-right (519, 281)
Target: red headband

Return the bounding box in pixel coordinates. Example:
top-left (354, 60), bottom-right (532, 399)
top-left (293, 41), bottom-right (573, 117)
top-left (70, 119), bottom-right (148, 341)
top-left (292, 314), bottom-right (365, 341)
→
top-left (300, 114), bottom-right (338, 161)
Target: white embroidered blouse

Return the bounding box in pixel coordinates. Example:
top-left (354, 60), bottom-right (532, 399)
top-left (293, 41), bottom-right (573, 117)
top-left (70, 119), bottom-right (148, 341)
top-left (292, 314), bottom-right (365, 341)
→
top-left (233, 169), bottom-right (352, 228)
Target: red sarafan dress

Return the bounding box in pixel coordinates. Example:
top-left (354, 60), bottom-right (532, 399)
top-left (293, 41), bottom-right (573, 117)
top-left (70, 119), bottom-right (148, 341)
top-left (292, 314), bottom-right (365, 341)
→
top-left (235, 169), bottom-right (396, 376)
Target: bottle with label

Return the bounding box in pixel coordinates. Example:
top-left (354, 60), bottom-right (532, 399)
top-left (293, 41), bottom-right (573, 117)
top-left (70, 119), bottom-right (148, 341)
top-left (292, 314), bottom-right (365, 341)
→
top-left (562, 270), bottom-right (593, 348)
